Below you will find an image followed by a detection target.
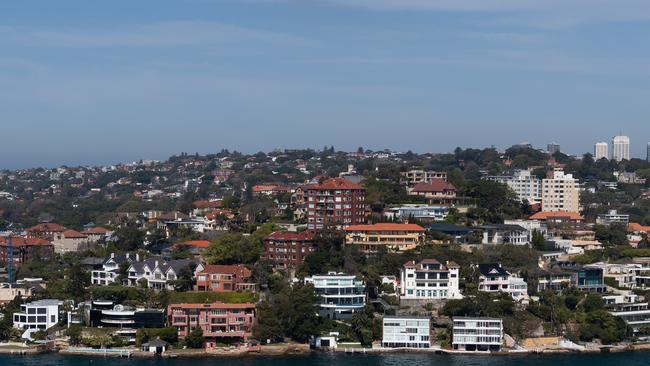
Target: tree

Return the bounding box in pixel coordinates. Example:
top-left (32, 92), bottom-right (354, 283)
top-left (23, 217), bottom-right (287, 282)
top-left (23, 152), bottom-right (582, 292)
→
top-left (285, 284), bottom-right (321, 342)
top-left (114, 225), bottom-right (145, 251)
top-left (173, 263), bottom-right (196, 292)
top-left (531, 230), bottom-right (545, 250)
top-left (64, 264), bottom-right (91, 302)
top-left (253, 301), bottom-right (285, 343)
top-left (350, 305), bottom-right (381, 346)
top-left (185, 327), bottom-right (205, 348)
top-left (66, 325), bottom-right (83, 345)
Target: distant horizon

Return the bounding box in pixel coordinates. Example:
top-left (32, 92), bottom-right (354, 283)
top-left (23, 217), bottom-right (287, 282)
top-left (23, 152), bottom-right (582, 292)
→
top-left (3, 139), bottom-right (648, 171)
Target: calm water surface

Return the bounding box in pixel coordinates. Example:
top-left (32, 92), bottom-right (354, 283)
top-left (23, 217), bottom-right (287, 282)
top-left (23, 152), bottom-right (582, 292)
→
top-left (2, 352), bottom-right (650, 366)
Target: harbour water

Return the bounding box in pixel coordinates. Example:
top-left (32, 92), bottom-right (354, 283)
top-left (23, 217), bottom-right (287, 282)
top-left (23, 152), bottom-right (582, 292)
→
top-left (1, 352), bottom-right (649, 366)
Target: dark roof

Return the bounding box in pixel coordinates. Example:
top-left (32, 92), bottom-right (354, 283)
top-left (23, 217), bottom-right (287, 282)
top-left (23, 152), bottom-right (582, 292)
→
top-left (428, 223), bottom-right (474, 234)
top-left (130, 256), bottom-right (196, 274)
top-left (478, 263), bottom-right (509, 277)
top-left (479, 224), bottom-right (527, 232)
top-left (144, 338), bottom-right (169, 347)
top-left (411, 179), bottom-right (456, 193)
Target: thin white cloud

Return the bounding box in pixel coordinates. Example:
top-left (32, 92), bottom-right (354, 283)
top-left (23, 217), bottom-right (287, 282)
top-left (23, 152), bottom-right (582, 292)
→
top-left (0, 21), bottom-right (311, 47)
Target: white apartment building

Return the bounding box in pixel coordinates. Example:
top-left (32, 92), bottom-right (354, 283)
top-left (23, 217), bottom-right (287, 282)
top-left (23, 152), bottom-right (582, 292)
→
top-left (596, 210), bottom-right (630, 226)
top-left (595, 142), bottom-right (608, 160)
top-left (399, 170), bottom-right (448, 186)
top-left (541, 169), bottom-right (580, 212)
top-left (305, 272), bottom-right (366, 320)
top-left (400, 259), bottom-right (462, 300)
top-left (486, 170), bottom-right (541, 205)
top-left (503, 219), bottom-right (547, 241)
top-left (589, 262), bottom-right (640, 289)
top-left (13, 299), bottom-right (63, 340)
top-left (612, 135), bottom-right (630, 162)
top-left (91, 253), bottom-right (134, 286)
top-left (381, 316), bottom-right (431, 349)
top-left (477, 264), bottom-right (529, 304)
top-left (452, 317), bottom-right (503, 352)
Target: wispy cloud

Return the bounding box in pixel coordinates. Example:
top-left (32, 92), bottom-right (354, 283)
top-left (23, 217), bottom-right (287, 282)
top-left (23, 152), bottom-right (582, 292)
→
top-left (0, 21), bottom-right (311, 47)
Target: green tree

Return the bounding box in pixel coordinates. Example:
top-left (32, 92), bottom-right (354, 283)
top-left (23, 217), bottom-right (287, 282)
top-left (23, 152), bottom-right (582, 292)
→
top-left (66, 325), bottom-right (83, 345)
top-left (185, 327), bottom-right (205, 348)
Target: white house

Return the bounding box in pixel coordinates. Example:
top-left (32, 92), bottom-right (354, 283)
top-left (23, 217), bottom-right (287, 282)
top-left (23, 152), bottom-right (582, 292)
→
top-left (477, 264), bottom-right (529, 304)
top-left (304, 272), bottom-right (366, 320)
top-left (91, 253), bottom-right (135, 286)
top-left (13, 299), bottom-right (63, 340)
top-left (381, 316), bottom-right (431, 349)
top-left (126, 257), bottom-right (203, 290)
top-left (452, 317), bottom-right (503, 352)
top-left (400, 259), bottom-right (462, 300)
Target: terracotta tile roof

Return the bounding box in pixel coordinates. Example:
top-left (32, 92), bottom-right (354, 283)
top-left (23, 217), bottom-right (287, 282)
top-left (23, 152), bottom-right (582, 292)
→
top-left (306, 177), bottom-right (363, 190)
top-left (629, 223), bottom-right (650, 233)
top-left (265, 231), bottom-right (314, 241)
top-left (0, 236), bottom-right (52, 246)
top-left (62, 229), bottom-right (88, 239)
top-left (199, 264), bottom-right (252, 279)
top-left (529, 211), bottom-right (584, 221)
top-left (28, 223), bottom-right (67, 233)
top-left (82, 227), bottom-right (108, 235)
top-left (344, 223), bottom-right (425, 232)
top-left (176, 240), bottom-right (211, 249)
top-left (411, 179), bottom-right (456, 193)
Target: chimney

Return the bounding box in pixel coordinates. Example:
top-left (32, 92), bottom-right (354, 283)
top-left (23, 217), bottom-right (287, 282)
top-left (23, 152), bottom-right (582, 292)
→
top-left (126, 253), bottom-right (130, 260)
top-left (136, 253), bottom-right (140, 262)
top-left (110, 252), bottom-right (115, 259)
top-left (155, 260), bottom-right (159, 268)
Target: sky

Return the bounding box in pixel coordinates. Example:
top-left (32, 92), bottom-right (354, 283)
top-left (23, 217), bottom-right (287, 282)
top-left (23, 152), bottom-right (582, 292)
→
top-left (2, 0), bottom-right (650, 169)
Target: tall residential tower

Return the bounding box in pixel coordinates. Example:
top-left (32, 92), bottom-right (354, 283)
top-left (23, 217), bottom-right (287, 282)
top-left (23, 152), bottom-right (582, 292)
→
top-left (612, 135), bottom-right (630, 162)
top-left (594, 142), bottom-right (608, 160)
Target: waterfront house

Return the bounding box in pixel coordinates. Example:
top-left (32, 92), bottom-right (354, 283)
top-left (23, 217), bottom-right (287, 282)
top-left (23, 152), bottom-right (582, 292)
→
top-left (168, 302), bottom-right (256, 343)
top-left (399, 259), bottom-right (462, 300)
top-left (452, 317), bottom-right (503, 352)
top-left (381, 316), bottom-right (431, 349)
top-left (304, 272), bottom-right (366, 320)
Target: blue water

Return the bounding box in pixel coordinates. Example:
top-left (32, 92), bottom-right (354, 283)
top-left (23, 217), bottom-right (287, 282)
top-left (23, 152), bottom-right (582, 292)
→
top-left (1, 353), bottom-right (649, 366)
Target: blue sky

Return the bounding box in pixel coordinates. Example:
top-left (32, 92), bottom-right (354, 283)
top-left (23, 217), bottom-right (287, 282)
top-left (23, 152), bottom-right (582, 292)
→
top-left (2, 0), bottom-right (650, 168)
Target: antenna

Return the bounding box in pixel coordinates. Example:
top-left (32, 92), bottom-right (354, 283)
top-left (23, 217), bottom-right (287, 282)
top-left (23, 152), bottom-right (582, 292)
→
top-left (7, 235), bottom-right (12, 284)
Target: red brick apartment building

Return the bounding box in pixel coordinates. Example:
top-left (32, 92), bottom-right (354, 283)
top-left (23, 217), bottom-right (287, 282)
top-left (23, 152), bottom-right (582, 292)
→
top-left (168, 302), bottom-right (256, 342)
top-left (305, 177), bottom-right (366, 230)
top-left (262, 231), bottom-right (315, 268)
top-left (194, 264), bottom-right (256, 292)
top-left (0, 236), bottom-right (54, 266)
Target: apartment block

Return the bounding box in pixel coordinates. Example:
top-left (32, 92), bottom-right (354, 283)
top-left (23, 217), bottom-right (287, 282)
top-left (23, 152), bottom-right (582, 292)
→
top-left (541, 169), bottom-right (580, 212)
top-left (381, 316), bottom-right (431, 349)
top-left (168, 302), bottom-right (256, 342)
top-left (452, 317), bottom-right (503, 352)
top-left (344, 223), bottom-right (425, 253)
top-left (305, 178), bottom-right (366, 230)
top-left (262, 231), bottom-right (315, 268)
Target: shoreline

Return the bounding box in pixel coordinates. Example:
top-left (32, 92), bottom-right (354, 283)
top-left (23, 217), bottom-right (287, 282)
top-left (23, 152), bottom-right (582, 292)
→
top-left (3, 341), bottom-right (650, 359)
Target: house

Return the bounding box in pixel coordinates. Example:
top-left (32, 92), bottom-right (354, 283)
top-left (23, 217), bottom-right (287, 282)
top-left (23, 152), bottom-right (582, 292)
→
top-left (192, 200), bottom-right (223, 216)
top-left (251, 184), bottom-right (291, 197)
top-left (87, 300), bottom-right (166, 329)
top-left (52, 229), bottom-right (90, 253)
top-left (91, 253), bottom-right (134, 286)
top-left (141, 338), bottom-right (169, 354)
top-left (452, 317), bottom-right (503, 352)
top-left (586, 262), bottom-right (640, 289)
top-left (194, 264), bottom-right (255, 292)
top-left (27, 223), bottom-right (67, 240)
top-left (427, 223), bottom-right (477, 244)
top-left (262, 231), bottom-right (315, 269)
top-left (381, 316), bottom-right (431, 349)
top-left (0, 236), bottom-right (54, 267)
top-left (344, 223), bottom-right (426, 253)
top-left (305, 178), bottom-right (366, 230)
top-left (81, 227), bottom-right (111, 243)
top-left (168, 302), bottom-right (256, 343)
top-left (13, 299), bottom-right (63, 340)
top-left (384, 205), bottom-right (450, 222)
top-left (574, 265), bottom-right (607, 292)
top-left (596, 210), bottom-right (630, 226)
top-left (479, 224), bottom-right (529, 245)
top-left (399, 170), bottom-right (447, 187)
top-left (536, 268), bottom-right (573, 292)
top-left (126, 257), bottom-right (203, 290)
top-left (408, 179), bottom-right (457, 204)
top-left (0, 283), bottom-right (35, 304)
top-left (399, 259), bottom-right (462, 300)
top-left (172, 240), bottom-right (211, 258)
top-left (304, 272), bottom-right (366, 320)
top-left (477, 264), bottom-right (529, 304)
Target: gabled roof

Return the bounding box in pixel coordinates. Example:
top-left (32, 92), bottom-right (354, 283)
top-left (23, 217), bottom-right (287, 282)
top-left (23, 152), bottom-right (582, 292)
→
top-left (411, 179), bottom-right (456, 193)
top-left (199, 264), bottom-right (251, 279)
top-left (629, 222), bottom-right (650, 233)
top-left (478, 263), bottom-right (510, 277)
top-left (28, 223), bottom-right (67, 233)
top-left (129, 256), bottom-right (196, 274)
top-left (62, 230), bottom-right (88, 239)
top-left (344, 223), bottom-right (425, 232)
top-left (306, 177), bottom-right (363, 190)
top-left (81, 227), bottom-right (109, 235)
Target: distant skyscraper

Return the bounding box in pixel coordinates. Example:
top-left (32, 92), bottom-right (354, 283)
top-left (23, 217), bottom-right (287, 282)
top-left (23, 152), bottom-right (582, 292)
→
top-left (594, 142), bottom-right (608, 160)
top-left (547, 143), bottom-right (560, 154)
top-left (612, 135), bottom-right (630, 162)
top-left (647, 142), bottom-right (650, 163)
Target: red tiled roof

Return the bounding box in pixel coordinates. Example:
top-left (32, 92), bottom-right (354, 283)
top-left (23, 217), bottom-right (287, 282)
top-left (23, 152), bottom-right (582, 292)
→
top-left (529, 211), bottom-right (584, 221)
top-left (28, 223), bottom-right (66, 233)
top-left (176, 240), bottom-right (211, 249)
top-left (306, 177), bottom-right (363, 190)
top-left (251, 185), bottom-right (290, 193)
top-left (411, 179), bottom-right (456, 193)
top-left (62, 230), bottom-right (88, 238)
top-left (264, 231), bottom-right (314, 241)
top-left (344, 223), bottom-right (425, 232)
top-left (82, 227), bottom-right (108, 235)
top-left (199, 264), bottom-right (252, 278)
top-left (0, 236), bottom-right (52, 246)
top-left (629, 223), bottom-right (650, 233)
